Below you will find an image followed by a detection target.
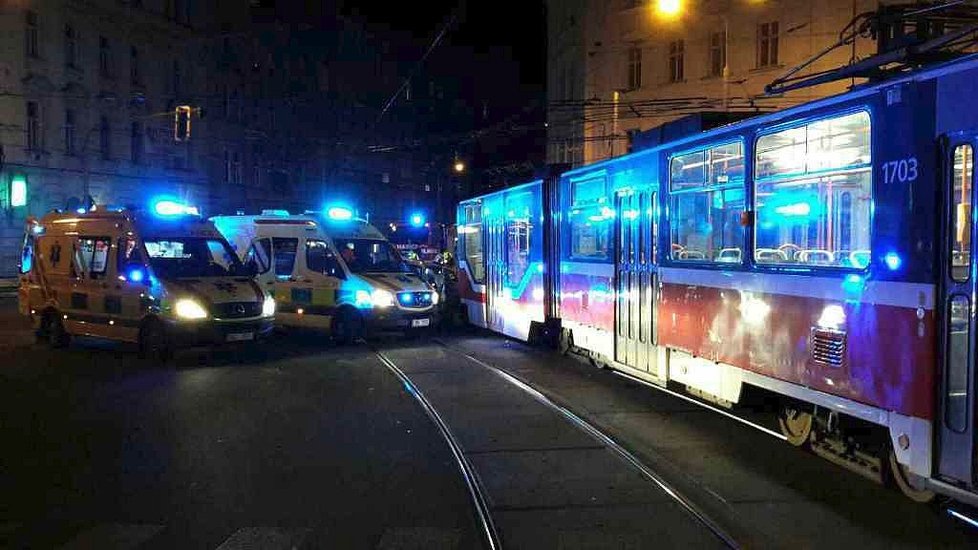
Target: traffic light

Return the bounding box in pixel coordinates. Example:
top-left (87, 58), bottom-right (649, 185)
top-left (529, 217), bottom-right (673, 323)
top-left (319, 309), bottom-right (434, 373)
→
top-left (174, 105), bottom-right (192, 142)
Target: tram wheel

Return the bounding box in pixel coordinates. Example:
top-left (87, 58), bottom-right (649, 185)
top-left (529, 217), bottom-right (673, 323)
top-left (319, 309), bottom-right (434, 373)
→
top-left (888, 449), bottom-right (935, 504)
top-left (777, 403), bottom-right (813, 447)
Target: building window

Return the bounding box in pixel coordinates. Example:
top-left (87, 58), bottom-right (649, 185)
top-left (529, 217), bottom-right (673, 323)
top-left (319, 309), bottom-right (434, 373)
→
top-left (130, 122), bottom-right (143, 164)
top-left (130, 46), bottom-right (140, 85)
top-left (668, 40), bottom-right (685, 83)
top-left (626, 47), bottom-right (642, 90)
top-left (709, 31), bottom-right (726, 77)
top-left (99, 116), bottom-right (111, 159)
top-left (64, 110), bottom-right (76, 156)
top-left (64, 24), bottom-right (77, 68)
top-left (232, 153), bottom-right (242, 184)
top-left (26, 101), bottom-right (41, 151)
top-left (99, 36), bottom-right (112, 78)
top-left (25, 11), bottom-right (39, 58)
top-left (172, 60), bottom-right (181, 96)
top-left (757, 21), bottom-right (779, 68)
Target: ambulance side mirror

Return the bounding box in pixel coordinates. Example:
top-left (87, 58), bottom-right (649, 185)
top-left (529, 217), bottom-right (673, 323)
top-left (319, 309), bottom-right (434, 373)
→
top-left (243, 260), bottom-right (260, 277)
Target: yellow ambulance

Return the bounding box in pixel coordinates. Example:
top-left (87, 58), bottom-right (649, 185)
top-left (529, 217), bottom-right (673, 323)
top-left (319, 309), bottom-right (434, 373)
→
top-left (18, 202), bottom-right (275, 359)
top-left (212, 207), bottom-right (440, 342)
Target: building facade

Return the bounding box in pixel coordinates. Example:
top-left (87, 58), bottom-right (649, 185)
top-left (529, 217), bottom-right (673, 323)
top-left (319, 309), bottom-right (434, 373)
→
top-left (546, 0), bottom-right (888, 166)
top-left (0, 0), bottom-right (207, 276)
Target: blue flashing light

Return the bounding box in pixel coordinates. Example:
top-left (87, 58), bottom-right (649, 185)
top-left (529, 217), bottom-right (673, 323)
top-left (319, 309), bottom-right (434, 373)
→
top-left (76, 207), bottom-right (87, 214)
top-left (153, 200), bottom-right (199, 217)
top-left (842, 274), bottom-right (864, 294)
top-left (399, 292), bottom-right (414, 305)
top-left (410, 213), bottom-right (425, 227)
top-left (327, 206), bottom-right (354, 220)
top-left (128, 268), bottom-right (145, 283)
top-left (884, 252), bottom-right (902, 271)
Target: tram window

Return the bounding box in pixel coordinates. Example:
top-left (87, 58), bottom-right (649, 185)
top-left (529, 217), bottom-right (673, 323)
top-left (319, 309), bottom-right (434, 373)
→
top-left (709, 142), bottom-right (745, 185)
top-left (670, 188), bottom-right (745, 262)
top-left (462, 203), bottom-right (484, 283)
top-left (754, 111), bottom-right (872, 267)
top-left (951, 144), bottom-right (973, 282)
top-left (506, 219), bottom-right (531, 285)
top-left (670, 150), bottom-right (707, 190)
top-left (570, 206), bottom-right (611, 260)
top-left (947, 295), bottom-right (971, 433)
top-left (669, 142), bottom-right (745, 263)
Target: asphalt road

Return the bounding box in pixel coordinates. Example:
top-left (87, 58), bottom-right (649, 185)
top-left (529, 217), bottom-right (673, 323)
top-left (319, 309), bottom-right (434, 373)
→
top-left (0, 302), bottom-right (485, 549)
top-left (1, 296), bottom-right (976, 548)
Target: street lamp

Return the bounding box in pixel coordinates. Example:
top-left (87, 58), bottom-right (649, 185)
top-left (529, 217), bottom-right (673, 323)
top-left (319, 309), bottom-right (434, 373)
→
top-left (655, 0), bottom-right (683, 18)
top-left (453, 160), bottom-right (465, 173)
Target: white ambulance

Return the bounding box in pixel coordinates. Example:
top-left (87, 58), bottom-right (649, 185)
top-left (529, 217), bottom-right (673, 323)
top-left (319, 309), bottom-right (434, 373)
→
top-left (212, 207), bottom-right (440, 342)
top-left (18, 202), bottom-right (275, 359)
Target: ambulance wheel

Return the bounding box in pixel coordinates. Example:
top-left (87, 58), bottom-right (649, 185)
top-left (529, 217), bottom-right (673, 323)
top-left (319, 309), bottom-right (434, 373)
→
top-left (139, 319), bottom-right (172, 362)
top-left (43, 312), bottom-right (71, 348)
top-left (333, 308), bottom-right (363, 345)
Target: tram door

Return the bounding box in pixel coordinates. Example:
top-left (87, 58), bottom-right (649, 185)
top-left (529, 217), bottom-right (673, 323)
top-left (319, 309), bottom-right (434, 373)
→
top-left (615, 191), bottom-right (655, 372)
top-left (484, 215), bottom-right (507, 335)
top-left (939, 140), bottom-right (978, 484)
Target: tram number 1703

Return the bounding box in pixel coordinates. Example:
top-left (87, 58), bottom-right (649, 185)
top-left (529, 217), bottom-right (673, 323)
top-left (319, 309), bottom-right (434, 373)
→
top-left (881, 157), bottom-right (919, 184)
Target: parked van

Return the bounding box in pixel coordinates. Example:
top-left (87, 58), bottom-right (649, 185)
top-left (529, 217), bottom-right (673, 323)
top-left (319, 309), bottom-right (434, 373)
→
top-left (18, 202), bottom-right (275, 359)
top-left (212, 208), bottom-right (440, 341)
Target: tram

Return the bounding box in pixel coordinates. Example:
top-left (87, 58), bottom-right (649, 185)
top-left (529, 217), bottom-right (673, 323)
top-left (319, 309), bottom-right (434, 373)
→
top-left (457, 54), bottom-right (978, 506)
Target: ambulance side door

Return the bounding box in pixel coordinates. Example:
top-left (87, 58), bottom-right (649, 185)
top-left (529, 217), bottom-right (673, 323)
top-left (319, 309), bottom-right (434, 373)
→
top-left (109, 235), bottom-right (150, 341)
top-left (67, 235), bottom-right (112, 336)
top-left (302, 239), bottom-right (344, 315)
top-left (268, 237), bottom-right (300, 313)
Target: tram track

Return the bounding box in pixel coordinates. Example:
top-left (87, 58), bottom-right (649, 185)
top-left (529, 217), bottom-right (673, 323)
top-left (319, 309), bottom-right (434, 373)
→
top-left (372, 346), bottom-right (501, 550)
top-left (428, 338), bottom-right (743, 549)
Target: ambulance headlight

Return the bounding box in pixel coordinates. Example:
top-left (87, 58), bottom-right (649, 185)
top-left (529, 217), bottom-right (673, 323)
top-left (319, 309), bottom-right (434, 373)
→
top-left (431, 291), bottom-right (440, 305)
top-left (174, 298), bottom-right (208, 320)
top-left (262, 296), bottom-right (276, 317)
top-left (371, 289), bottom-right (395, 308)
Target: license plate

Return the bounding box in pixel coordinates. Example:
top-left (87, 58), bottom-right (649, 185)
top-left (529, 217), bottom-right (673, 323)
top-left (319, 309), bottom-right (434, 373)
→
top-left (226, 332), bottom-right (254, 342)
top-left (411, 318), bottom-right (430, 328)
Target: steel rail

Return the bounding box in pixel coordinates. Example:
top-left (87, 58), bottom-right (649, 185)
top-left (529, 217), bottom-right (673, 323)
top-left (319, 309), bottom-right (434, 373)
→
top-left (435, 340), bottom-right (741, 549)
top-left (372, 348), bottom-right (501, 550)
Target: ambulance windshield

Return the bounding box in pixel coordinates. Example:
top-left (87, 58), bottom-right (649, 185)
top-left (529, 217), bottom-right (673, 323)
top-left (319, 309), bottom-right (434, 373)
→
top-left (332, 238), bottom-right (411, 273)
top-left (144, 236), bottom-right (247, 279)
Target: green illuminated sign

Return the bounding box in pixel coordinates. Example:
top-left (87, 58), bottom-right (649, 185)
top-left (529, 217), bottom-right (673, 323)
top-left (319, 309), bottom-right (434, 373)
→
top-left (10, 175), bottom-right (26, 207)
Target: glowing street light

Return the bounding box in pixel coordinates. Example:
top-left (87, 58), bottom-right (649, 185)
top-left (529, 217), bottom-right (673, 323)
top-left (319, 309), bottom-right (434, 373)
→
top-left (454, 160), bottom-right (465, 173)
top-left (655, 0), bottom-right (683, 18)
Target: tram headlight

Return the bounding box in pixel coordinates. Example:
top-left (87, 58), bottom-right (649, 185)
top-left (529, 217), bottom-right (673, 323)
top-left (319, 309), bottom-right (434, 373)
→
top-left (371, 289), bottom-right (395, 308)
top-left (174, 298), bottom-right (208, 320)
top-left (262, 296), bottom-right (276, 317)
